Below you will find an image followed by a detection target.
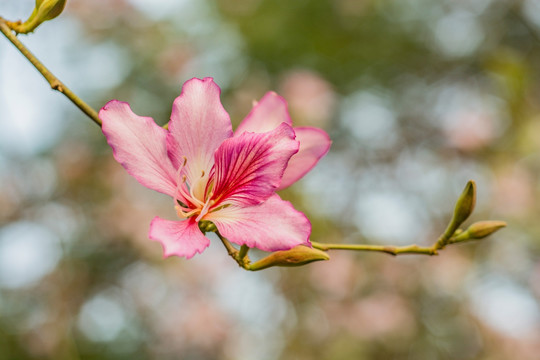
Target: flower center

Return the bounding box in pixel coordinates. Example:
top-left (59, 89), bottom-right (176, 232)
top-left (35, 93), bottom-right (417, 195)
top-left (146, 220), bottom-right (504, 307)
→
top-left (173, 157), bottom-right (214, 222)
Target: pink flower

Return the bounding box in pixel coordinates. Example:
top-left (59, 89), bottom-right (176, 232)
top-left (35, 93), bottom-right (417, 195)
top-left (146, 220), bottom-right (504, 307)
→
top-left (99, 78), bottom-right (331, 259)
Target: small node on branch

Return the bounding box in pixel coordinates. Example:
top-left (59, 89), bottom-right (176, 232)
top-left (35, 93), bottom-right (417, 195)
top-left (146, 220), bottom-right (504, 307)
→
top-left (51, 80), bottom-right (63, 91)
top-left (382, 246), bottom-right (398, 256)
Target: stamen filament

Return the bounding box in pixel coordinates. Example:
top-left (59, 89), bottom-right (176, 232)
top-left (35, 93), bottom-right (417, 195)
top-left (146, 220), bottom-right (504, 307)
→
top-left (175, 205), bottom-right (199, 218)
top-left (177, 174), bottom-right (205, 208)
top-left (173, 158), bottom-right (188, 207)
top-left (195, 195), bottom-right (215, 222)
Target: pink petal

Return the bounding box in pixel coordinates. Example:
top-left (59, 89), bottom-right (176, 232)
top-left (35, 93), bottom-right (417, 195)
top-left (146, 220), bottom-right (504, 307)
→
top-left (278, 127), bottom-right (331, 189)
top-left (235, 92), bottom-right (292, 136)
top-left (149, 217), bottom-right (210, 259)
top-left (205, 194), bottom-right (311, 252)
top-left (167, 78), bottom-right (233, 188)
top-left (100, 100), bottom-right (178, 197)
top-left (212, 123), bottom-right (299, 206)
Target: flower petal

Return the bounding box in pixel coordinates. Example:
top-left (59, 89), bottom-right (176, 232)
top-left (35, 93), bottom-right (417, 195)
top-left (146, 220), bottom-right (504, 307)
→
top-left (149, 217), bottom-right (210, 259)
top-left (100, 100), bottom-right (177, 197)
top-left (212, 123), bottom-right (299, 206)
top-left (278, 126), bottom-right (331, 190)
top-left (235, 92), bottom-right (292, 136)
top-left (167, 77), bottom-right (233, 190)
top-left (205, 194), bottom-right (311, 252)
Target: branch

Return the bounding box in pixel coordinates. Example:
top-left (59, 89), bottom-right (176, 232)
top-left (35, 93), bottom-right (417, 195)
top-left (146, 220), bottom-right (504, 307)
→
top-left (0, 17), bottom-right (101, 126)
top-left (311, 181), bottom-right (505, 257)
top-left (311, 241), bottom-right (438, 256)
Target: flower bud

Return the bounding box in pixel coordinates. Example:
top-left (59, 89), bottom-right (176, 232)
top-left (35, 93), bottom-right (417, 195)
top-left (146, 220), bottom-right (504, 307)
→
top-left (453, 180), bottom-right (476, 227)
top-left (9, 0), bottom-right (66, 34)
top-left (465, 220), bottom-right (507, 239)
top-left (248, 246), bottom-right (330, 271)
top-left (442, 180), bottom-right (477, 240)
top-left (450, 220), bottom-right (506, 243)
top-left (37, 0), bottom-right (67, 21)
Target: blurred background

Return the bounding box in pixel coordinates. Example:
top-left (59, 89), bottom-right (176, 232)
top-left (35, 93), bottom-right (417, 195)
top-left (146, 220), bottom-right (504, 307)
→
top-left (0, 0), bottom-right (539, 359)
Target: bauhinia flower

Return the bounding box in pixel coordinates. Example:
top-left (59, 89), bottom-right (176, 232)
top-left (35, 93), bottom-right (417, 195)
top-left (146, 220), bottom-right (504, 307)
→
top-left (99, 77), bottom-right (331, 259)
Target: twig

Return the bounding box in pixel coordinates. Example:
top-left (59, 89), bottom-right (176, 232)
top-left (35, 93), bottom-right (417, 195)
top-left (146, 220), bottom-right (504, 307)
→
top-left (215, 231), bottom-right (251, 269)
top-left (311, 241), bottom-right (438, 256)
top-left (0, 17), bottom-right (101, 126)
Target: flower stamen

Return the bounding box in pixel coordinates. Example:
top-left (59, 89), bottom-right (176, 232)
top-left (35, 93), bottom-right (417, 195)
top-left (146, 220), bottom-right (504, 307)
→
top-left (172, 156), bottom-right (210, 220)
top-left (175, 204), bottom-right (199, 218)
top-left (173, 158), bottom-right (188, 206)
top-left (195, 194), bottom-right (215, 222)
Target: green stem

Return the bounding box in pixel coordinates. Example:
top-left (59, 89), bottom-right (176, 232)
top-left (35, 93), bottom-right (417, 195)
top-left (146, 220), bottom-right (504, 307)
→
top-left (0, 17), bottom-right (101, 126)
top-left (215, 231), bottom-right (252, 269)
top-left (216, 231), bottom-right (238, 258)
top-left (311, 241), bottom-right (438, 256)
top-left (433, 233), bottom-right (450, 251)
top-left (238, 245), bottom-right (249, 262)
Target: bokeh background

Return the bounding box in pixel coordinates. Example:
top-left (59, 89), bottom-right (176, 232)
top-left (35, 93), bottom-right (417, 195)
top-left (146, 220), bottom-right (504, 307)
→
top-left (1, 0), bottom-right (540, 359)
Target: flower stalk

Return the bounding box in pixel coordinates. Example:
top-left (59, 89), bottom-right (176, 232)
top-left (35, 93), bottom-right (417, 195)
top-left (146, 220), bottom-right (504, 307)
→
top-left (237, 245), bottom-right (250, 263)
top-left (215, 231), bottom-right (252, 269)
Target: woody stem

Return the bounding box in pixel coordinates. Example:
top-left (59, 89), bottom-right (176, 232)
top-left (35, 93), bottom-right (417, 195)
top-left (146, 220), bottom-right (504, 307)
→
top-left (0, 17), bottom-right (101, 126)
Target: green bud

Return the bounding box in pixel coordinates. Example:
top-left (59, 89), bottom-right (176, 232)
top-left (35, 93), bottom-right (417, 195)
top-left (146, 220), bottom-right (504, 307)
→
top-left (453, 180), bottom-right (476, 227)
top-left (248, 246), bottom-right (330, 271)
top-left (450, 220), bottom-right (507, 243)
top-left (465, 220), bottom-right (507, 239)
top-left (442, 180), bottom-right (477, 240)
top-left (9, 0), bottom-right (66, 34)
top-left (35, 0), bottom-right (46, 11)
top-left (38, 0), bottom-right (67, 21)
